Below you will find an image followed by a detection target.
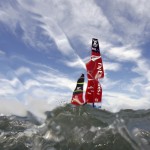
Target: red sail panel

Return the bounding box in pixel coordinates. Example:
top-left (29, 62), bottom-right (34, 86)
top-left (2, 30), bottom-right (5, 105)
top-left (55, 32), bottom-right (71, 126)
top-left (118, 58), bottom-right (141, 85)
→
top-left (85, 79), bottom-right (102, 103)
top-left (71, 93), bottom-right (84, 105)
top-left (86, 60), bottom-right (95, 79)
top-left (94, 57), bottom-right (104, 79)
top-left (71, 74), bottom-right (84, 105)
top-left (86, 38), bottom-right (104, 80)
top-left (86, 58), bottom-right (104, 80)
top-left (94, 80), bottom-right (102, 103)
top-left (85, 80), bottom-right (94, 103)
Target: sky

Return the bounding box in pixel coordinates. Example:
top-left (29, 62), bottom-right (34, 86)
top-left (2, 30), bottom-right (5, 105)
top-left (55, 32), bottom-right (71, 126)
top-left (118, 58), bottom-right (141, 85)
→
top-left (0, 0), bottom-right (150, 118)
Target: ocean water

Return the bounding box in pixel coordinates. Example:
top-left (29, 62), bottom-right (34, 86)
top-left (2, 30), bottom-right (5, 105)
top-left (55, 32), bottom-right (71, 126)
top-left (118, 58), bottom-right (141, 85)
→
top-left (0, 104), bottom-right (150, 150)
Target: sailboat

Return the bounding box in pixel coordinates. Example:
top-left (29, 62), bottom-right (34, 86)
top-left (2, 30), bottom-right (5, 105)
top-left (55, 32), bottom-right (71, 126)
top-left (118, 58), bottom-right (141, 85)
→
top-left (71, 38), bottom-right (104, 107)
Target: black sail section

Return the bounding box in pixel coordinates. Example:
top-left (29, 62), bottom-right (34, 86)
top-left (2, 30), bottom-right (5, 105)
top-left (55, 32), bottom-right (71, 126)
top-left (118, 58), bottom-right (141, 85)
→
top-left (92, 38), bottom-right (100, 54)
top-left (71, 74), bottom-right (84, 105)
top-left (73, 74), bottom-right (84, 94)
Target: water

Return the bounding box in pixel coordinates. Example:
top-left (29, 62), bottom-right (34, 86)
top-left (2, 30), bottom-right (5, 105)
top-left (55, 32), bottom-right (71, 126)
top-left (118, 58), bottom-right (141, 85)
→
top-left (0, 104), bottom-right (150, 150)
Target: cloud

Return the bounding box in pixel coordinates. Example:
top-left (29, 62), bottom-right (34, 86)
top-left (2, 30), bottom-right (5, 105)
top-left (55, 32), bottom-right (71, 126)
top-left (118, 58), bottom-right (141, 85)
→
top-left (132, 59), bottom-right (150, 81)
top-left (35, 70), bottom-right (75, 91)
top-left (24, 79), bottom-right (40, 90)
top-left (96, 0), bottom-right (150, 44)
top-left (1, 0), bottom-right (110, 53)
top-left (62, 56), bottom-right (86, 69)
top-left (1, 0), bottom-right (149, 50)
top-left (0, 77), bottom-right (24, 96)
top-left (0, 50), bottom-right (5, 56)
top-left (102, 77), bottom-right (120, 90)
top-left (0, 69), bottom-right (74, 118)
top-left (11, 55), bottom-right (77, 91)
top-left (0, 53), bottom-right (76, 118)
top-left (104, 61), bottom-right (121, 71)
top-left (15, 66), bottom-right (32, 76)
top-left (41, 20), bottom-right (74, 55)
top-left (103, 91), bottom-right (150, 112)
top-left (105, 45), bottom-right (141, 62)
top-left (0, 98), bottom-right (27, 116)
top-left (109, 56), bottom-right (150, 111)
top-left (129, 58), bottom-right (150, 100)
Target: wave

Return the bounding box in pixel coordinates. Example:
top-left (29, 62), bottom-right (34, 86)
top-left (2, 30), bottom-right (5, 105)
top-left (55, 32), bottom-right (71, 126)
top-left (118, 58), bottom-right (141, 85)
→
top-left (0, 104), bottom-right (150, 150)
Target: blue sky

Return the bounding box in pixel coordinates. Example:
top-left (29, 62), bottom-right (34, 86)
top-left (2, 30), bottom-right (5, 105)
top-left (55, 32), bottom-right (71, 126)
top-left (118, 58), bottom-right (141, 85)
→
top-left (0, 0), bottom-right (150, 118)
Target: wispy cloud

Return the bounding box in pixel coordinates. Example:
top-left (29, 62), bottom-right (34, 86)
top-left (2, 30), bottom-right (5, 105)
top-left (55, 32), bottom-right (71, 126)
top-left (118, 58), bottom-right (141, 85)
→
top-left (62, 56), bottom-right (86, 69)
top-left (105, 45), bottom-right (141, 62)
top-left (132, 59), bottom-right (150, 81)
top-left (104, 61), bottom-right (121, 72)
top-left (0, 77), bottom-right (24, 96)
top-left (96, 0), bottom-right (150, 44)
top-left (103, 91), bottom-right (150, 112)
top-left (15, 67), bottom-right (32, 76)
top-left (1, 0), bottom-right (149, 50)
top-left (0, 54), bottom-right (76, 117)
top-left (35, 70), bottom-right (75, 91)
top-left (0, 50), bottom-right (5, 56)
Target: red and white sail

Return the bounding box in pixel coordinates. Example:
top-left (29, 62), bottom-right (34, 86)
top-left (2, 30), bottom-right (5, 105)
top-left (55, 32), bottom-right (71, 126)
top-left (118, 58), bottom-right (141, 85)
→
top-left (85, 38), bottom-right (104, 104)
top-left (86, 38), bottom-right (104, 80)
top-left (85, 79), bottom-right (102, 103)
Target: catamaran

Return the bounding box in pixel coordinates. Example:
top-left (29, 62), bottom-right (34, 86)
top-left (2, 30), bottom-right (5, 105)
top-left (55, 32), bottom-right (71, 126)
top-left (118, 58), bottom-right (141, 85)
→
top-left (71, 38), bottom-right (104, 107)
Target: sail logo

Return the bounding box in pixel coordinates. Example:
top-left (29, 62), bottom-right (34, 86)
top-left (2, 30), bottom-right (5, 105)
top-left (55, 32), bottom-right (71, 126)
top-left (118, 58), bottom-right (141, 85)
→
top-left (95, 98), bottom-right (99, 102)
top-left (97, 63), bottom-right (103, 76)
top-left (77, 87), bottom-right (81, 90)
top-left (91, 56), bottom-right (101, 61)
top-left (93, 40), bottom-right (98, 47)
top-left (97, 84), bottom-right (101, 93)
top-left (88, 86), bottom-right (94, 89)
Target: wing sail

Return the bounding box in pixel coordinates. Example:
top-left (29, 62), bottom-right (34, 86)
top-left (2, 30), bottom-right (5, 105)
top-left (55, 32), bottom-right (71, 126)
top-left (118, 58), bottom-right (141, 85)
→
top-left (86, 38), bottom-right (104, 80)
top-left (85, 38), bottom-right (104, 105)
top-left (85, 79), bottom-right (102, 103)
top-left (71, 74), bottom-right (84, 105)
